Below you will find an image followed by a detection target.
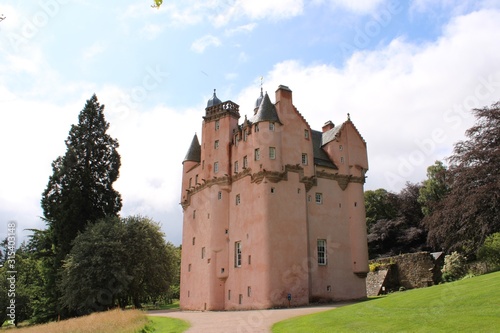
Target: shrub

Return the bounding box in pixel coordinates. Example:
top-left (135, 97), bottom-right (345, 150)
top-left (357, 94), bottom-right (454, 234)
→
top-left (477, 232), bottom-right (500, 271)
top-left (441, 251), bottom-right (467, 282)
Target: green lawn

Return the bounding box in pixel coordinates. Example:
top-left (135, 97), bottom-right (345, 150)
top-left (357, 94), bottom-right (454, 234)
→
top-left (273, 271), bottom-right (500, 332)
top-left (146, 316), bottom-right (190, 333)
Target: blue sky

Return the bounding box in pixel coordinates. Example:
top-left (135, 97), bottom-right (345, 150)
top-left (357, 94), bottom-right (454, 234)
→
top-left (1, 0), bottom-right (500, 246)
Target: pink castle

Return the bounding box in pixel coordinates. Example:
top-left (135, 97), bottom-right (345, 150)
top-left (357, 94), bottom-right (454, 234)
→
top-left (180, 85), bottom-right (369, 310)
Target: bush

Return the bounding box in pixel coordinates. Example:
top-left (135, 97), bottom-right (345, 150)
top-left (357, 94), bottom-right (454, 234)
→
top-left (477, 232), bottom-right (500, 271)
top-left (441, 251), bottom-right (467, 282)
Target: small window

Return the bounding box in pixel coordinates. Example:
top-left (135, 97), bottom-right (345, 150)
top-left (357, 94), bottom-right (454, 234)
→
top-left (315, 193), bottom-right (323, 205)
top-left (214, 140), bottom-right (219, 149)
top-left (214, 162), bottom-right (219, 173)
top-left (234, 161), bottom-right (239, 173)
top-left (317, 239), bottom-right (327, 265)
top-left (188, 264), bottom-right (191, 272)
top-left (215, 120), bottom-right (220, 130)
top-left (302, 153), bottom-right (308, 165)
top-left (269, 122), bottom-right (275, 131)
top-left (269, 147), bottom-right (276, 160)
top-left (255, 148), bottom-right (260, 161)
top-left (235, 242), bottom-right (242, 267)
top-left (340, 156), bottom-right (345, 164)
top-left (236, 194), bottom-right (241, 205)
top-left (239, 294), bottom-right (243, 304)
top-left (339, 145), bottom-right (343, 151)
top-left (354, 202), bottom-right (357, 207)
top-left (202, 160), bottom-right (205, 169)
top-left (243, 130), bottom-right (248, 141)
top-left (192, 237), bottom-right (196, 245)
top-left (271, 187), bottom-right (275, 194)
top-left (228, 290), bottom-right (231, 300)
top-left (248, 255), bottom-right (251, 265)
top-left (218, 191), bottom-right (222, 200)
top-left (195, 174), bottom-right (198, 184)
top-left (189, 178), bottom-right (192, 188)
top-left (202, 247), bottom-right (206, 259)
top-left (243, 156), bottom-right (248, 168)
top-left (193, 210), bottom-right (196, 219)
top-left (327, 285), bottom-right (331, 292)
top-left (248, 286), bottom-right (252, 297)
top-left (255, 124), bottom-right (259, 132)
top-left (304, 129), bottom-right (310, 139)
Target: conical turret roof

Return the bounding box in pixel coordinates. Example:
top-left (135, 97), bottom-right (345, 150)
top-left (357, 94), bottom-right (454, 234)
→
top-left (183, 134), bottom-right (201, 163)
top-left (251, 92), bottom-right (281, 124)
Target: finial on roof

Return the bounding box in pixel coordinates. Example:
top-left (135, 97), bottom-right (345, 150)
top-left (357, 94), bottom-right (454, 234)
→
top-left (207, 88), bottom-right (222, 108)
top-left (347, 113), bottom-right (351, 121)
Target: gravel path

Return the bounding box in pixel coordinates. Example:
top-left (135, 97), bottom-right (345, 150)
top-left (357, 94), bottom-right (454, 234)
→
top-left (148, 303), bottom-right (351, 333)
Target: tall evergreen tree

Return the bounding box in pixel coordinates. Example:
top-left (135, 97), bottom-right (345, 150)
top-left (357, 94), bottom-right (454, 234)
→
top-left (41, 94), bottom-right (122, 263)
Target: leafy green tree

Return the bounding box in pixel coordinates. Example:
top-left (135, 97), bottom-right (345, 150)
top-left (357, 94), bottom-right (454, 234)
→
top-left (477, 232), bottom-right (500, 271)
top-left (41, 94), bottom-right (122, 263)
top-left (60, 217), bottom-right (130, 315)
top-left (122, 216), bottom-right (177, 308)
top-left (418, 161), bottom-right (450, 216)
top-left (364, 189), bottom-right (399, 229)
top-left (367, 183), bottom-right (428, 258)
top-left (60, 215), bottom-right (178, 314)
top-left (424, 101), bottom-right (500, 255)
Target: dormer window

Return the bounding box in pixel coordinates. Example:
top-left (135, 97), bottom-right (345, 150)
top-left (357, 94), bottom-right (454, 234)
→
top-left (269, 122), bottom-right (275, 131)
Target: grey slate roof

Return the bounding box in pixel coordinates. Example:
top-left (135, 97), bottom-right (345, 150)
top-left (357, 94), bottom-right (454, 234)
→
top-left (321, 124), bottom-right (343, 146)
top-left (312, 130), bottom-right (337, 169)
top-left (206, 89), bottom-right (222, 108)
top-left (251, 92), bottom-right (281, 124)
top-left (183, 134), bottom-right (201, 163)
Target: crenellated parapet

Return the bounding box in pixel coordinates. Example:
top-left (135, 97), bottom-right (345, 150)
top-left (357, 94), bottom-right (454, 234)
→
top-left (203, 100), bottom-right (240, 122)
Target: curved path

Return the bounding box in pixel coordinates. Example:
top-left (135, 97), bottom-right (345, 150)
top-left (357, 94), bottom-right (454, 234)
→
top-left (149, 303), bottom-right (351, 333)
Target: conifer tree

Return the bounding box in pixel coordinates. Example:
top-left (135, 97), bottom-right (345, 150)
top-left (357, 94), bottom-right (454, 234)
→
top-left (41, 94), bottom-right (122, 263)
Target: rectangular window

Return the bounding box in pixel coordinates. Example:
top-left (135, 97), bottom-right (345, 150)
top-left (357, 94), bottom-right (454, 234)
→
top-left (228, 290), bottom-right (231, 300)
top-left (193, 210), bottom-right (196, 219)
top-left (339, 145), bottom-right (343, 151)
top-left (340, 156), bottom-right (345, 164)
top-left (304, 129), bottom-right (310, 139)
top-left (248, 255), bottom-right (251, 265)
top-left (215, 120), bottom-right (220, 130)
top-left (243, 130), bottom-right (248, 141)
top-left (269, 122), bottom-right (275, 131)
top-left (214, 162), bottom-right (219, 173)
top-left (189, 178), bottom-right (192, 188)
top-left (188, 264), bottom-right (191, 272)
top-left (235, 194), bottom-right (241, 205)
top-left (317, 239), bottom-right (327, 265)
top-left (202, 247), bottom-right (206, 259)
top-left (234, 161), bottom-right (239, 173)
top-left (202, 160), bottom-right (205, 169)
top-left (270, 187), bottom-right (275, 194)
top-left (235, 242), bottom-right (242, 267)
top-left (218, 191), bottom-right (222, 200)
top-left (255, 148), bottom-right (260, 161)
top-left (302, 153), bottom-right (308, 165)
top-left (192, 237), bottom-right (195, 245)
top-left (315, 193), bottom-right (323, 205)
top-left (195, 174), bottom-right (198, 184)
top-left (243, 156), bottom-right (248, 168)
top-left (255, 124), bottom-right (259, 132)
top-left (239, 294), bottom-right (243, 304)
top-left (248, 286), bottom-right (252, 297)
top-left (269, 147), bottom-right (276, 160)
top-left (214, 140), bottom-right (219, 149)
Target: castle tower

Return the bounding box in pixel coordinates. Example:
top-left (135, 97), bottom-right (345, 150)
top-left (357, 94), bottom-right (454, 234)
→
top-left (180, 85), bottom-right (369, 310)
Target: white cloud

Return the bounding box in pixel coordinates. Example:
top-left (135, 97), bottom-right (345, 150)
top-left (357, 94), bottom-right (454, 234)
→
top-left (321, 0), bottom-right (388, 14)
top-left (191, 35), bottom-right (221, 53)
top-left (82, 42), bottom-right (105, 60)
top-left (225, 22), bottom-right (257, 36)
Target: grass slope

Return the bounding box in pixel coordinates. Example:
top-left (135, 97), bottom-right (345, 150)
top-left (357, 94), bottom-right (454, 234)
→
top-left (273, 271), bottom-right (500, 332)
top-left (147, 316), bottom-right (190, 333)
